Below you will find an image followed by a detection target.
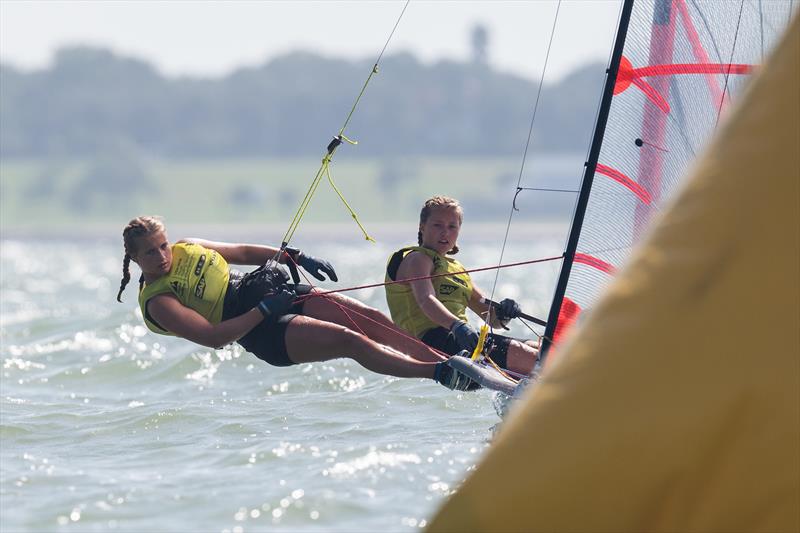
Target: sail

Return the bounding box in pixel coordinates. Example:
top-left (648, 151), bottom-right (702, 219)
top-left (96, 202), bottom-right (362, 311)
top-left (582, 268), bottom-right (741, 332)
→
top-left (542, 0), bottom-right (797, 354)
top-left (428, 11), bottom-right (800, 529)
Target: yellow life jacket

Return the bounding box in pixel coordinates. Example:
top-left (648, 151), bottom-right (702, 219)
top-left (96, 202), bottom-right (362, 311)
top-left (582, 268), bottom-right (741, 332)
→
top-left (385, 246), bottom-right (473, 338)
top-left (138, 242), bottom-right (230, 335)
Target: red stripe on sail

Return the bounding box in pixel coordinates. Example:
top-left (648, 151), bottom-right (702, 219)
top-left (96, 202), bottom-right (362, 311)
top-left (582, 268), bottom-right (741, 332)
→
top-left (675, 0), bottom-right (725, 107)
top-left (552, 296), bottom-right (581, 346)
top-left (614, 56), bottom-right (752, 116)
top-left (631, 63), bottom-right (753, 78)
top-left (632, 77), bottom-right (671, 113)
top-left (614, 55), bottom-right (634, 95)
top-left (574, 253), bottom-right (616, 275)
top-left (622, 63), bottom-right (751, 113)
top-left (595, 163), bottom-right (653, 205)
top-left (635, 1), bottom-right (675, 240)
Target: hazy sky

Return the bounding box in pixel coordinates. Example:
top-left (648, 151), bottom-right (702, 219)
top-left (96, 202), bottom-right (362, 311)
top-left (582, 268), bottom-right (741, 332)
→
top-left (0, 1), bottom-right (622, 81)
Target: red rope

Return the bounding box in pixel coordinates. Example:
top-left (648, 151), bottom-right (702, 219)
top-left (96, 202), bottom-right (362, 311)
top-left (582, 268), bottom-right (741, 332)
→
top-left (295, 254), bottom-right (564, 302)
top-left (281, 252), bottom-right (560, 376)
top-left (283, 254), bottom-right (451, 362)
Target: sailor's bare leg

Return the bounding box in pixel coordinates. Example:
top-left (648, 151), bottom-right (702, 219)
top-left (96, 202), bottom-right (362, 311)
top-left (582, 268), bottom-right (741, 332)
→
top-left (301, 289), bottom-right (446, 363)
top-left (503, 340), bottom-right (540, 375)
top-left (284, 315), bottom-right (438, 378)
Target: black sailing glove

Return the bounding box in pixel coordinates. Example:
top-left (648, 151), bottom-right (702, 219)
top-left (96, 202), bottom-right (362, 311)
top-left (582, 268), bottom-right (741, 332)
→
top-left (298, 252), bottom-right (338, 282)
top-left (257, 289), bottom-right (295, 320)
top-left (496, 298), bottom-right (522, 321)
top-left (449, 320), bottom-right (479, 352)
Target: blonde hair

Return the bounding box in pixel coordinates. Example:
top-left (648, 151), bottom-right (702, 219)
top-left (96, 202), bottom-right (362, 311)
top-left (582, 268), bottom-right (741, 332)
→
top-left (418, 196), bottom-right (463, 254)
top-left (117, 216), bottom-right (165, 302)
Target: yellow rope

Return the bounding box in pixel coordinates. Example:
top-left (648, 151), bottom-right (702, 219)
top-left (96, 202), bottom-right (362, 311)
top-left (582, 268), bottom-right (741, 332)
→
top-left (469, 322), bottom-right (520, 383)
top-left (338, 66), bottom-right (378, 137)
top-left (282, 164), bottom-right (327, 245)
top-left (471, 324), bottom-right (490, 361)
top-left (280, 106), bottom-right (374, 246)
top-left (471, 307), bottom-right (521, 382)
top-left (323, 158), bottom-right (375, 242)
top-left (279, 1), bottom-right (410, 248)
top-left (484, 353), bottom-right (520, 384)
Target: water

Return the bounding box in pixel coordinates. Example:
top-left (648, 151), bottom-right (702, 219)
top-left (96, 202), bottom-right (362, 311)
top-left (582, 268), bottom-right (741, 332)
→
top-left (0, 230), bottom-right (564, 532)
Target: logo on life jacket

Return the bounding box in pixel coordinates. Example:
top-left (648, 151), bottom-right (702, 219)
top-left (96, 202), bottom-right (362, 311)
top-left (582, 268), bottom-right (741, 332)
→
top-left (194, 254), bottom-right (206, 276)
top-left (439, 284), bottom-right (457, 296)
top-left (195, 276), bottom-right (206, 298)
top-left (170, 281), bottom-right (185, 296)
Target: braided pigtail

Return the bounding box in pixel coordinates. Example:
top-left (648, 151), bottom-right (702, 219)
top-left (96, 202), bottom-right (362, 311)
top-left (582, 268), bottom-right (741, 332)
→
top-left (118, 215), bottom-right (166, 303)
top-left (117, 254), bottom-right (131, 302)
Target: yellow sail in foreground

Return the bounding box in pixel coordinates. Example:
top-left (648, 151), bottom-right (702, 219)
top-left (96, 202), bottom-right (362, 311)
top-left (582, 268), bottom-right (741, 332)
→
top-left (429, 14), bottom-right (800, 533)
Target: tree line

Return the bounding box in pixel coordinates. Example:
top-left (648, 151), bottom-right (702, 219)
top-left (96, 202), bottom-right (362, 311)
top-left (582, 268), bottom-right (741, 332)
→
top-left (0, 46), bottom-right (606, 158)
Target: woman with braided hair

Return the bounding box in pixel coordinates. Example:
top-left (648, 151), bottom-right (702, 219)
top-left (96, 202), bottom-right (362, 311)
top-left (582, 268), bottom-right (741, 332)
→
top-left (385, 196), bottom-right (540, 375)
top-left (117, 216), bottom-right (478, 390)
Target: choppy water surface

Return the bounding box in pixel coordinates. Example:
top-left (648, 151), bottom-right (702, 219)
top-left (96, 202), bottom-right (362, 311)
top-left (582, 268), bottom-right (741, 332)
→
top-left (1, 232), bottom-right (562, 532)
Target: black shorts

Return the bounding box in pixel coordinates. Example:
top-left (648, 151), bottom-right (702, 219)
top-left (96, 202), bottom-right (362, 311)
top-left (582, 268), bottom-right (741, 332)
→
top-left (222, 264), bottom-right (312, 367)
top-left (421, 326), bottom-right (512, 369)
